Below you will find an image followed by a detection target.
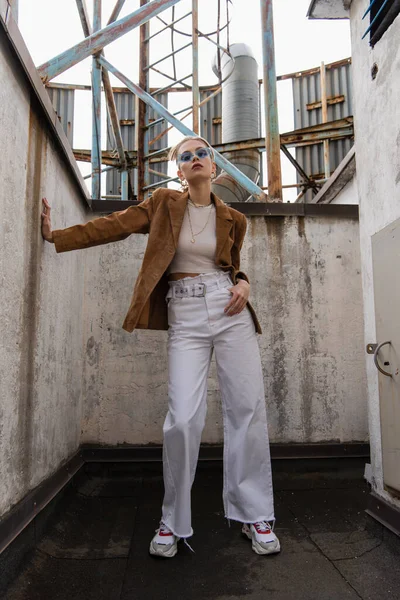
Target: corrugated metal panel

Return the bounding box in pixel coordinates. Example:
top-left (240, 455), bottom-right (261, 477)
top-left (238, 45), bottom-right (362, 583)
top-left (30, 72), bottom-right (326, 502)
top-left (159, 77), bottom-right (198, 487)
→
top-left (47, 87), bottom-right (74, 146)
top-left (292, 59), bottom-right (353, 201)
top-left (106, 91), bottom-right (135, 197)
top-left (200, 89), bottom-right (222, 145)
top-left (148, 92), bottom-right (168, 188)
top-left (106, 92), bottom-right (168, 197)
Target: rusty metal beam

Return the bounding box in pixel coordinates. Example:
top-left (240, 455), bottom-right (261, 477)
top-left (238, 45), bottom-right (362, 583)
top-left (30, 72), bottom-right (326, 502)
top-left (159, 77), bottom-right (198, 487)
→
top-left (260, 0), bottom-right (282, 201)
top-left (98, 56), bottom-right (269, 201)
top-left (73, 117), bottom-right (354, 166)
top-left (306, 95), bottom-right (345, 111)
top-left (75, 0), bottom-right (127, 173)
top-left (75, 0), bottom-right (92, 36)
top-left (192, 0), bottom-right (199, 133)
top-left (38, 0), bottom-right (182, 82)
top-left (320, 61), bottom-right (330, 180)
top-left (137, 0), bottom-right (150, 202)
top-left (107, 0), bottom-right (126, 24)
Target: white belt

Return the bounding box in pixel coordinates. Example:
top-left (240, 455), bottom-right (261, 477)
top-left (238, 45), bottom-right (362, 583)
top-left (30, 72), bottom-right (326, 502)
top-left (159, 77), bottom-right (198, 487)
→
top-left (167, 275), bottom-right (231, 299)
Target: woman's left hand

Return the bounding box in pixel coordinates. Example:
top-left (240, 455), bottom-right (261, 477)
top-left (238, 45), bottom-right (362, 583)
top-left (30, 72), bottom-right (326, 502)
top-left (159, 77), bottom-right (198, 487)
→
top-left (224, 280), bottom-right (250, 316)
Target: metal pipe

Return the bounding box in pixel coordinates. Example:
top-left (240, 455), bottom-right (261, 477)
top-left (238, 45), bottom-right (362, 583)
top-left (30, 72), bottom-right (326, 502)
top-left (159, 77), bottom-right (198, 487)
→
top-left (149, 66), bottom-right (191, 89)
top-left (145, 11), bottom-right (192, 41)
top-left (83, 165), bottom-right (115, 179)
top-left (320, 62), bottom-right (330, 180)
top-left (151, 75), bottom-right (192, 97)
top-left (98, 56), bottom-right (268, 201)
top-left (144, 42), bottom-right (192, 72)
top-left (38, 0), bottom-right (182, 82)
top-left (192, 0), bottom-right (199, 133)
top-left (260, 0), bottom-right (282, 201)
top-left (91, 0), bottom-right (102, 200)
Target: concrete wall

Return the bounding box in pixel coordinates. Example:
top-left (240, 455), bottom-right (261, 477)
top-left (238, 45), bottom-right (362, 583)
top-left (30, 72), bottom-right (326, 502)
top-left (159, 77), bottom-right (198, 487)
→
top-left (329, 174), bottom-right (358, 204)
top-left (350, 0), bottom-right (400, 508)
top-left (80, 213), bottom-right (368, 446)
top-left (0, 31), bottom-right (88, 519)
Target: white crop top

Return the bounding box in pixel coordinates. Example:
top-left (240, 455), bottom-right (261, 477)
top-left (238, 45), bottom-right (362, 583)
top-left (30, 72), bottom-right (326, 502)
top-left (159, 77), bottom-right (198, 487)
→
top-left (167, 202), bottom-right (222, 275)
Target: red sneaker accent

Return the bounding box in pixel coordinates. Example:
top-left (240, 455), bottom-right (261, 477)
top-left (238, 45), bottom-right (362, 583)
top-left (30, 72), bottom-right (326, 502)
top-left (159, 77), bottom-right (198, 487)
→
top-left (253, 521), bottom-right (272, 535)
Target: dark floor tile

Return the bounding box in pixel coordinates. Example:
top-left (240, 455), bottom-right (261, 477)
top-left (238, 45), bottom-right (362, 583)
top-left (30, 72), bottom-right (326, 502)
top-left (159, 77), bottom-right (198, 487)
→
top-left (272, 466), bottom-right (367, 491)
top-left (278, 486), bottom-right (370, 533)
top-left (4, 552), bottom-right (126, 600)
top-left (310, 529), bottom-right (382, 560)
top-left (122, 521), bottom-right (359, 600)
top-left (37, 494), bottom-right (137, 559)
top-left (76, 475), bottom-right (143, 498)
top-left (333, 530), bottom-right (400, 600)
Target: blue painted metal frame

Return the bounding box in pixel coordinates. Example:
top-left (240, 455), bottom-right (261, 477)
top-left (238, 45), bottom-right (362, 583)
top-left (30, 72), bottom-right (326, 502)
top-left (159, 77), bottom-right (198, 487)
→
top-left (362, 0), bottom-right (391, 38)
top-left (38, 0), bottom-right (182, 82)
top-left (98, 56), bottom-right (268, 201)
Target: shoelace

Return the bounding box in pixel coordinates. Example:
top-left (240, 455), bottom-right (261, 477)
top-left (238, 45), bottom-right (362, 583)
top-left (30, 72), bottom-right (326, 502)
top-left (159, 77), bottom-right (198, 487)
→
top-left (157, 523), bottom-right (195, 553)
top-left (253, 520), bottom-right (273, 532)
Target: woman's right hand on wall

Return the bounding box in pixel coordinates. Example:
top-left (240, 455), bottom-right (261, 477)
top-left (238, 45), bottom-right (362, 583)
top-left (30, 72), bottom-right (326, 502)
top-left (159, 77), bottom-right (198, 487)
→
top-left (41, 198), bottom-right (54, 243)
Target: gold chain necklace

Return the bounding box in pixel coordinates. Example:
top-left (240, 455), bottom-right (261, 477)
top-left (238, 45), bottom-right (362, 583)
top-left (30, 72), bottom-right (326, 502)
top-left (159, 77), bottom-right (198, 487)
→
top-left (187, 202), bottom-right (213, 243)
top-left (188, 198), bottom-right (212, 208)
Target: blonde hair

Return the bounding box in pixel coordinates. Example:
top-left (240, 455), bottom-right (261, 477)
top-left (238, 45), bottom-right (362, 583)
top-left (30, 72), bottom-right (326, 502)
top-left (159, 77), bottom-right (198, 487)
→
top-left (168, 135), bottom-right (215, 163)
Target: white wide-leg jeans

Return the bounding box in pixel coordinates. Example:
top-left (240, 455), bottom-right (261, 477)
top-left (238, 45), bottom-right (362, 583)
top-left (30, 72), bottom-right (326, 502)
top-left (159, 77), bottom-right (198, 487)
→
top-left (161, 271), bottom-right (274, 538)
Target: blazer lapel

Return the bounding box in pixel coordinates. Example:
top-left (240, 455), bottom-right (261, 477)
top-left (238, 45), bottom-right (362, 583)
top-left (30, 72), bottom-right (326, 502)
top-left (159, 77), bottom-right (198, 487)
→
top-left (167, 190), bottom-right (189, 248)
top-left (213, 192), bottom-right (233, 264)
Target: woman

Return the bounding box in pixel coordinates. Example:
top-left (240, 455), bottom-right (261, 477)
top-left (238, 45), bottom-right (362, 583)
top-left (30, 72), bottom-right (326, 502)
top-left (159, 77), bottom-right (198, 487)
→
top-left (41, 135), bottom-right (280, 558)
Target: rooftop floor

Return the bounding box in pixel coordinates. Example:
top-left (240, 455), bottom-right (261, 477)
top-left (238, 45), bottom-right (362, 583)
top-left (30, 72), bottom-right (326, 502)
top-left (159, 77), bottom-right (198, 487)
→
top-left (3, 458), bottom-right (400, 600)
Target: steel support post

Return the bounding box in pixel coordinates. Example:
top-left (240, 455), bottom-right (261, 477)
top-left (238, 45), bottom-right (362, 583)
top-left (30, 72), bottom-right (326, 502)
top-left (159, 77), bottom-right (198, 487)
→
top-left (192, 0), bottom-right (199, 133)
top-left (75, 0), bottom-right (128, 179)
top-left (92, 0), bottom-right (102, 200)
top-left (320, 62), bottom-right (331, 180)
top-left (120, 170), bottom-right (129, 200)
top-left (98, 57), bottom-right (268, 201)
top-left (75, 0), bottom-right (92, 36)
top-left (38, 0), bottom-right (182, 82)
top-left (107, 0), bottom-right (126, 24)
top-left (137, 0), bottom-right (150, 202)
top-left (260, 0), bottom-right (282, 201)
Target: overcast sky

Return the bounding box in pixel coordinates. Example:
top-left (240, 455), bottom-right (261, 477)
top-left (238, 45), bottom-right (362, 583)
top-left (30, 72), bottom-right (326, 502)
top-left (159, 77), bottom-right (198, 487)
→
top-left (18, 0), bottom-right (351, 200)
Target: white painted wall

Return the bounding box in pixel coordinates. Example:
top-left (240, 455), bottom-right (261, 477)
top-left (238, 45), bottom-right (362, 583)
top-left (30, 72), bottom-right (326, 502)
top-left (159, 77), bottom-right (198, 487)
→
top-left (0, 32), bottom-right (87, 519)
top-left (80, 214), bottom-right (368, 446)
top-left (350, 0), bottom-right (400, 508)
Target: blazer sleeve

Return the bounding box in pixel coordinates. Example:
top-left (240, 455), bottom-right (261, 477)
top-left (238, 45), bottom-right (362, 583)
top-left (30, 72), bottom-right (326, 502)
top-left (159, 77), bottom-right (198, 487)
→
top-left (52, 191), bottom-right (157, 253)
top-left (232, 213), bottom-right (250, 284)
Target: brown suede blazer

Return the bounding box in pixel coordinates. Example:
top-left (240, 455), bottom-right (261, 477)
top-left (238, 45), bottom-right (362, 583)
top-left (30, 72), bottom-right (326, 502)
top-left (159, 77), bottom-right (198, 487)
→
top-left (52, 188), bottom-right (262, 334)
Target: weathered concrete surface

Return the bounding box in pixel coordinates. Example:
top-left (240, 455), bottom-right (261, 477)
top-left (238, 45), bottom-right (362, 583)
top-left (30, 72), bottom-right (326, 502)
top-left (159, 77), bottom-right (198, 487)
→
top-left (349, 0), bottom-right (400, 512)
top-left (0, 31), bottom-right (88, 519)
top-left (309, 147), bottom-right (357, 205)
top-left (81, 213), bottom-right (367, 445)
top-left (4, 460), bottom-right (400, 600)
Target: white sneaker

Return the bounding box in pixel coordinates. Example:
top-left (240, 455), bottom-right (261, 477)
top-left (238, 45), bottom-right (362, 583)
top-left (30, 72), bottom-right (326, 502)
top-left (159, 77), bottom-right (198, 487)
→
top-left (242, 521), bottom-right (281, 555)
top-left (149, 522), bottom-right (179, 558)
